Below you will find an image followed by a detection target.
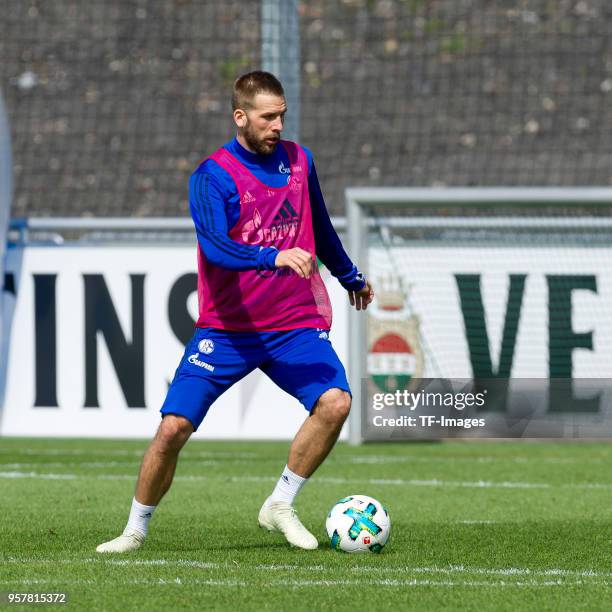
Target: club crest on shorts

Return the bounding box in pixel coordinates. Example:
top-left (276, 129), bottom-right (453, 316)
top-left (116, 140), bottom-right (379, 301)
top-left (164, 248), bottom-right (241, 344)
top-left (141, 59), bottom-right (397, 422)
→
top-left (198, 339), bottom-right (214, 354)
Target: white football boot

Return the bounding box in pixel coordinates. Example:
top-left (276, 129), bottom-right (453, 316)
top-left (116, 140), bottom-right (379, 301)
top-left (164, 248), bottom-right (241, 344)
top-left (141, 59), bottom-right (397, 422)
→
top-left (258, 498), bottom-right (318, 550)
top-left (96, 530), bottom-right (145, 553)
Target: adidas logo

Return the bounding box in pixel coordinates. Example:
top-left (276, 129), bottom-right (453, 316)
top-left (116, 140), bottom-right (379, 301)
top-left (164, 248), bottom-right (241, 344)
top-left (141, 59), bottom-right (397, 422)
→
top-left (273, 199), bottom-right (299, 224)
top-left (241, 190), bottom-right (256, 204)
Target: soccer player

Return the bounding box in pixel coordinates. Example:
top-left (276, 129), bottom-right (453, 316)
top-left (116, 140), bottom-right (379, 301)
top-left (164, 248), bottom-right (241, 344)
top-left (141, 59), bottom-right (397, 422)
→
top-left (96, 71), bottom-right (373, 553)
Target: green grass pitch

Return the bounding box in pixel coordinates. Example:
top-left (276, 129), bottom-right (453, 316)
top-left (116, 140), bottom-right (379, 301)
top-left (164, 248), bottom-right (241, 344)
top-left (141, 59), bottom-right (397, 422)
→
top-left (0, 438), bottom-right (610, 610)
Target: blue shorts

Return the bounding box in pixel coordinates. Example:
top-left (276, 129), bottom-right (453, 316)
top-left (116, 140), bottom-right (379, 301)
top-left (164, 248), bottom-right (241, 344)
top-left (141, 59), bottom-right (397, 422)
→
top-left (160, 327), bottom-right (351, 431)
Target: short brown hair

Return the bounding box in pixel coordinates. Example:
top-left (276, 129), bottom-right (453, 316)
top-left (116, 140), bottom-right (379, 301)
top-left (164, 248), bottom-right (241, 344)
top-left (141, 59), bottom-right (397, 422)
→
top-left (232, 71), bottom-right (285, 111)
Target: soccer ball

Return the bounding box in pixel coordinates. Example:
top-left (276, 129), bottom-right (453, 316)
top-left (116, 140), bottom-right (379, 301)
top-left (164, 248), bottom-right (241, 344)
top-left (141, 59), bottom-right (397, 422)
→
top-left (326, 494), bottom-right (391, 553)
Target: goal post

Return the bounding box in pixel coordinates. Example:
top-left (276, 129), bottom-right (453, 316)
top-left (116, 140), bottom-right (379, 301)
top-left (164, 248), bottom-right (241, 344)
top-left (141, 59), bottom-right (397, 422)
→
top-left (346, 187), bottom-right (612, 444)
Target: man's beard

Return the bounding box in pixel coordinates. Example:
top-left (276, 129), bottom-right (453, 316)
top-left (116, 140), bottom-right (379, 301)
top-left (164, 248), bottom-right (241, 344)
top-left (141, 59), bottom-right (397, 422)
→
top-left (242, 122), bottom-right (278, 155)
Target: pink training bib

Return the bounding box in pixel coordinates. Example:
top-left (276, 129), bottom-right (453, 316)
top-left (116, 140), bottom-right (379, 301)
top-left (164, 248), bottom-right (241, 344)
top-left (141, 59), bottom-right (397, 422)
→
top-left (196, 140), bottom-right (333, 332)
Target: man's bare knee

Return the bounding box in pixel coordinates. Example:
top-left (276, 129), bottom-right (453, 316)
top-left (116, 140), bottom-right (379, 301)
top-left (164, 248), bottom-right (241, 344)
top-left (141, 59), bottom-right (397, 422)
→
top-left (312, 388), bottom-right (351, 426)
top-left (154, 415), bottom-right (193, 453)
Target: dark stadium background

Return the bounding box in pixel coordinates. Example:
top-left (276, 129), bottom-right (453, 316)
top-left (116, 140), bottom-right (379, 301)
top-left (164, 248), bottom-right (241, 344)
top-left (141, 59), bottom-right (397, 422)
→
top-left (2, 0), bottom-right (612, 220)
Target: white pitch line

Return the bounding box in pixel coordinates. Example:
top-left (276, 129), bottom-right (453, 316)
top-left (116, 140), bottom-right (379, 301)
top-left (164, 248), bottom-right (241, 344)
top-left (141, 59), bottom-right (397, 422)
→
top-left (0, 448), bottom-right (258, 459)
top-left (0, 577), bottom-right (607, 588)
top-left (0, 462), bottom-right (141, 469)
top-left (0, 557), bottom-right (223, 571)
top-left (348, 455), bottom-right (609, 465)
top-left (0, 449), bottom-right (145, 457)
top-left (3, 447), bottom-right (608, 464)
top-left (0, 578), bottom-right (245, 587)
top-left (369, 478), bottom-right (550, 489)
top-left (0, 460), bottom-right (250, 469)
top-left (0, 579), bottom-right (95, 585)
top-left (85, 558), bottom-right (220, 569)
top-left (0, 471), bottom-right (77, 480)
top-left (2, 470), bottom-right (612, 491)
top-left (227, 475), bottom-right (612, 491)
top-left (4, 459), bottom-right (607, 474)
top-left (4, 558), bottom-right (611, 580)
top-left (233, 475), bottom-right (612, 491)
top-left (277, 578), bottom-right (609, 588)
top-left (349, 565), bottom-right (612, 579)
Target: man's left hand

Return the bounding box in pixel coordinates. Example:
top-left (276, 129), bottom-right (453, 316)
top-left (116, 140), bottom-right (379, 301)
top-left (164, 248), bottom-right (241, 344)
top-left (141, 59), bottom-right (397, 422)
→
top-left (348, 282), bottom-right (374, 311)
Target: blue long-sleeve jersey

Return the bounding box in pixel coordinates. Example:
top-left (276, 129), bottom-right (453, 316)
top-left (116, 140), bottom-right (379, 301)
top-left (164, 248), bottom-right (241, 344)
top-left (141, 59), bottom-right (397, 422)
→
top-left (189, 138), bottom-right (365, 292)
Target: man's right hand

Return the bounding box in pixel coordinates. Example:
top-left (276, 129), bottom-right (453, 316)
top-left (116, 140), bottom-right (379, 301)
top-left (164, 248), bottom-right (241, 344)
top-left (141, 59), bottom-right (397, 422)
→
top-left (274, 248), bottom-right (314, 279)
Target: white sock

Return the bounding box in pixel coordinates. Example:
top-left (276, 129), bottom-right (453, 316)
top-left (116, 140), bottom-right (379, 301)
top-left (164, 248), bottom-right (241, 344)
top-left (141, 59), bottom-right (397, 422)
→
top-left (123, 497), bottom-right (156, 537)
top-left (268, 465), bottom-right (308, 506)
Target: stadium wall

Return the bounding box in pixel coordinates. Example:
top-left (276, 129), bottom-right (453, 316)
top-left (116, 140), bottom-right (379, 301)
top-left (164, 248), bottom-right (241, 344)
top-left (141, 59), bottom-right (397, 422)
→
top-left (2, 1), bottom-right (611, 219)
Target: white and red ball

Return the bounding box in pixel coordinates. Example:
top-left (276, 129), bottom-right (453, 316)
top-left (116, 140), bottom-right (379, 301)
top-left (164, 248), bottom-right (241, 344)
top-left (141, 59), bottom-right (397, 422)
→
top-left (326, 494), bottom-right (391, 553)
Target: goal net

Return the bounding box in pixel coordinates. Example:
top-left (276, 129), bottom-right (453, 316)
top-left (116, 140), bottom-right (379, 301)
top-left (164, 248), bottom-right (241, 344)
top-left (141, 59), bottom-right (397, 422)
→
top-left (346, 187), bottom-right (612, 442)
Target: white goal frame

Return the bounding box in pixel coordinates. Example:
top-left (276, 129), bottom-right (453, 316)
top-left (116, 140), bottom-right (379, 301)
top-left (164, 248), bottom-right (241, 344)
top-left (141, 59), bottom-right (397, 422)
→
top-left (345, 187), bottom-right (612, 445)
